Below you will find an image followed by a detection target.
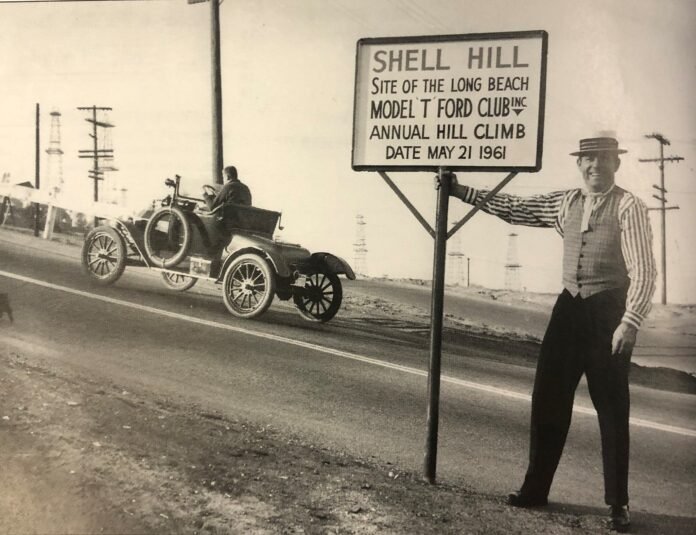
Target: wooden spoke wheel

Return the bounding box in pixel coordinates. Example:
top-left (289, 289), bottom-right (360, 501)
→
top-left (293, 269), bottom-right (342, 323)
top-left (222, 254), bottom-right (275, 319)
top-left (160, 271), bottom-right (198, 292)
top-left (81, 226), bottom-right (127, 285)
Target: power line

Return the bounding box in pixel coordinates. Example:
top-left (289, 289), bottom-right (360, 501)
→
top-left (77, 105), bottom-right (115, 224)
top-left (638, 132), bottom-right (684, 305)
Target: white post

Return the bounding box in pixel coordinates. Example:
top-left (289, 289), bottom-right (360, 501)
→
top-left (42, 202), bottom-right (57, 240)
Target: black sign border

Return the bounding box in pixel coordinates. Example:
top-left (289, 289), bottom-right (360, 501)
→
top-left (351, 30), bottom-right (548, 173)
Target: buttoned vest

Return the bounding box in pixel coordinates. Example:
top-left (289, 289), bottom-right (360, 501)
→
top-left (562, 187), bottom-right (629, 298)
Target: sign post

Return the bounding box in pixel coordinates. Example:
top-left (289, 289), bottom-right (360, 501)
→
top-left (352, 30), bottom-right (548, 483)
top-left (423, 167), bottom-right (451, 483)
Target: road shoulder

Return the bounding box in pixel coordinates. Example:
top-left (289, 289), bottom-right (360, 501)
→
top-left (0, 347), bottom-right (610, 534)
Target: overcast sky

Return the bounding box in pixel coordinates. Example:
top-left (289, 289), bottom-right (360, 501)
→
top-left (1, 0), bottom-right (695, 302)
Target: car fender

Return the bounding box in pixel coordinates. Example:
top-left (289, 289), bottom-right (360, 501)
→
top-left (111, 219), bottom-right (148, 264)
top-left (311, 253), bottom-right (356, 280)
top-left (219, 233), bottom-right (311, 280)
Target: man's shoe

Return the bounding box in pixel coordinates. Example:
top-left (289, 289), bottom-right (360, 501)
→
top-left (506, 491), bottom-right (548, 508)
top-left (609, 505), bottom-right (630, 532)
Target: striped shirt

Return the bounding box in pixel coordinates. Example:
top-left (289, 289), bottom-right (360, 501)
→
top-left (457, 185), bottom-right (657, 329)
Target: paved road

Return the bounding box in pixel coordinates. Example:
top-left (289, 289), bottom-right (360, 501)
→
top-left (350, 279), bottom-right (696, 374)
top-left (1, 231), bottom-right (694, 532)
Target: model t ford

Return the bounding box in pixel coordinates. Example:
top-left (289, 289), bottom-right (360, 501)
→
top-left (80, 175), bottom-right (354, 322)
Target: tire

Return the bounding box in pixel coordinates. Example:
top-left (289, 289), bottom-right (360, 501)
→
top-left (160, 271), bottom-right (198, 292)
top-left (143, 206), bottom-right (191, 268)
top-left (81, 226), bottom-right (127, 285)
top-left (293, 268), bottom-right (342, 323)
top-left (222, 253), bottom-right (275, 319)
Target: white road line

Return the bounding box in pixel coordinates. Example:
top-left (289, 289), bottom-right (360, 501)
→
top-left (2, 268), bottom-right (695, 438)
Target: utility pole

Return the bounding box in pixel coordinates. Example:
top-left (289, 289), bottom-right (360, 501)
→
top-left (34, 103), bottom-right (41, 237)
top-left (210, 0), bottom-right (223, 184)
top-left (638, 133), bottom-right (683, 305)
top-left (188, 0), bottom-right (224, 184)
top-left (77, 106), bottom-right (114, 225)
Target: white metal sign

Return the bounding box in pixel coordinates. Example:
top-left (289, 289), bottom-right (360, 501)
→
top-left (352, 31), bottom-right (548, 172)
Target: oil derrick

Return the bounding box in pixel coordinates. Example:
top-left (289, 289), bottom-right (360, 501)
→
top-left (504, 232), bottom-right (521, 291)
top-left (45, 110), bottom-right (64, 199)
top-left (40, 109), bottom-right (67, 238)
top-left (353, 214), bottom-right (368, 277)
top-left (77, 106), bottom-right (117, 209)
top-left (447, 223), bottom-right (469, 286)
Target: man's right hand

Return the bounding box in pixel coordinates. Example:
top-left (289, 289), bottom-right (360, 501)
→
top-left (434, 172), bottom-right (460, 190)
top-left (612, 322), bottom-right (638, 357)
top-left (433, 172), bottom-right (472, 201)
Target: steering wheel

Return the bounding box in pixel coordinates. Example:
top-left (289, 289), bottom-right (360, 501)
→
top-left (202, 184), bottom-right (217, 196)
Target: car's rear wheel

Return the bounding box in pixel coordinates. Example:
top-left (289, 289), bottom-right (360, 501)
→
top-left (81, 226), bottom-right (127, 285)
top-left (222, 253), bottom-right (275, 319)
top-left (160, 271), bottom-right (198, 291)
top-left (293, 268), bottom-right (342, 323)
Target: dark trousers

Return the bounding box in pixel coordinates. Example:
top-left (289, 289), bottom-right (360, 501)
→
top-left (520, 288), bottom-right (631, 506)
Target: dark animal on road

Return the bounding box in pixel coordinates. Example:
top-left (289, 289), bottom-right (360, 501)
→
top-left (0, 293), bottom-right (13, 323)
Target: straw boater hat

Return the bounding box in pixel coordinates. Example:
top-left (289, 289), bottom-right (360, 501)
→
top-left (570, 136), bottom-right (628, 156)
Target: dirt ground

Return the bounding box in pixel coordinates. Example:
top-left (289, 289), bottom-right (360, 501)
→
top-left (0, 346), bottom-right (615, 535)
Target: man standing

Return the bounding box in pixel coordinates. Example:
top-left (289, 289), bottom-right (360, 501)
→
top-left (203, 165), bottom-right (252, 210)
top-left (450, 135), bottom-right (656, 532)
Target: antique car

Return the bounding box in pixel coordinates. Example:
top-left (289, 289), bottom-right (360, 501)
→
top-left (81, 175), bottom-right (354, 322)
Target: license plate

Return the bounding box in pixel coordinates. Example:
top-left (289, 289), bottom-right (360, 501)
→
top-left (293, 275), bottom-right (307, 287)
top-left (190, 257), bottom-right (211, 277)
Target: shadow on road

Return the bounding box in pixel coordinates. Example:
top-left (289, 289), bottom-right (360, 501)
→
top-left (547, 502), bottom-right (696, 534)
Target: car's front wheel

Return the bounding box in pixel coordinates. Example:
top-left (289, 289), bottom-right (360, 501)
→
top-left (293, 268), bottom-right (342, 323)
top-left (222, 253), bottom-right (275, 319)
top-left (81, 226), bottom-right (127, 285)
